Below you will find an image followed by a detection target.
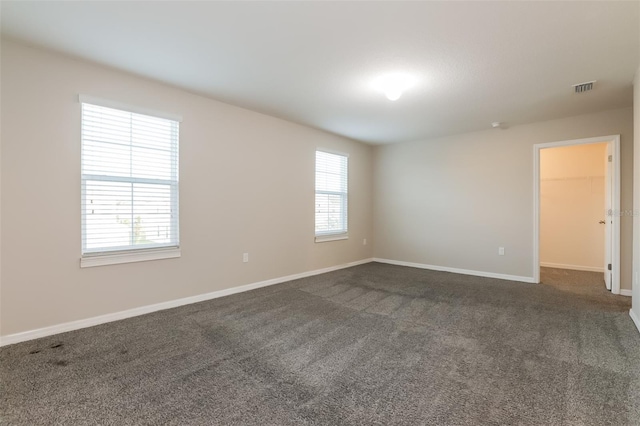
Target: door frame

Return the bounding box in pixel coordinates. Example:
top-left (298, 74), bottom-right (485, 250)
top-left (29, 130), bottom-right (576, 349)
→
top-left (532, 135), bottom-right (621, 294)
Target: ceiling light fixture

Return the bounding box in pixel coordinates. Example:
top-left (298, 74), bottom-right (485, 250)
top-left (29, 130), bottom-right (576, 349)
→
top-left (372, 73), bottom-right (417, 101)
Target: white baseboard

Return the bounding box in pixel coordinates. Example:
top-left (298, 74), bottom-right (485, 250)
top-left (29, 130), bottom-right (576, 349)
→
top-left (540, 262), bottom-right (604, 273)
top-left (0, 258), bottom-right (374, 347)
top-left (619, 289), bottom-right (632, 297)
top-left (372, 258), bottom-right (535, 283)
top-left (630, 309), bottom-right (640, 335)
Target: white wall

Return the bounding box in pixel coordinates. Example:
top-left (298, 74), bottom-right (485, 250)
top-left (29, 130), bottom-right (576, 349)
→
top-left (373, 107), bottom-right (634, 288)
top-left (0, 39), bottom-right (374, 337)
top-left (540, 143), bottom-right (607, 272)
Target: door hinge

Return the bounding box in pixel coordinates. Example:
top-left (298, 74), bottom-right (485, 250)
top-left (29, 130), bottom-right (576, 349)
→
top-left (608, 155), bottom-right (612, 162)
top-left (608, 263), bottom-right (612, 271)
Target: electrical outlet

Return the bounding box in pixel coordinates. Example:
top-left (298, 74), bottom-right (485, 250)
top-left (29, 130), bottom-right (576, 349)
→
top-left (498, 247), bottom-right (505, 256)
top-left (243, 253), bottom-right (249, 263)
top-left (363, 238), bottom-right (367, 246)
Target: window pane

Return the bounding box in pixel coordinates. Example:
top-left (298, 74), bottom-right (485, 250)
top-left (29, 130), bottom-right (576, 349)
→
top-left (131, 146), bottom-right (172, 180)
top-left (315, 169), bottom-right (345, 192)
top-left (131, 183), bottom-right (175, 246)
top-left (315, 193), bottom-right (346, 233)
top-left (83, 180), bottom-right (134, 251)
top-left (131, 113), bottom-right (176, 150)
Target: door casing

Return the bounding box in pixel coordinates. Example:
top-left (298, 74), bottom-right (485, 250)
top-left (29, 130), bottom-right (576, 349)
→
top-left (533, 135), bottom-right (621, 294)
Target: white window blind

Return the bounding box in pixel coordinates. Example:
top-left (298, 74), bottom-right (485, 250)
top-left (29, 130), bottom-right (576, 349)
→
top-left (81, 100), bottom-right (179, 256)
top-left (315, 150), bottom-right (348, 240)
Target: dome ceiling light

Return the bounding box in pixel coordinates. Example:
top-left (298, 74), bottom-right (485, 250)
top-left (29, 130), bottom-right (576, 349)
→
top-left (372, 73), bottom-right (418, 101)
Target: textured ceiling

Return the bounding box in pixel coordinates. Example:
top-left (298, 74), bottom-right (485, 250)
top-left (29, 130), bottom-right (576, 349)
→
top-left (1, 1), bottom-right (638, 144)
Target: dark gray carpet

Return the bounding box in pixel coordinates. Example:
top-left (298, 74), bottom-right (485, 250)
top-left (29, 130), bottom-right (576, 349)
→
top-left (1, 263), bottom-right (638, 425)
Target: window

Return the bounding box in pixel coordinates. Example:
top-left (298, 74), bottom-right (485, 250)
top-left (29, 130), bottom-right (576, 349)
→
top-left (80, 96), bottom-right (180, 267)
top-left (315, 150), bottom-right (348, 242)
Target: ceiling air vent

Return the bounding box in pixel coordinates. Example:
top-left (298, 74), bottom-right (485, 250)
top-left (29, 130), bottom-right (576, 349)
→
top-left (572, 81), bottom-right (596, 93)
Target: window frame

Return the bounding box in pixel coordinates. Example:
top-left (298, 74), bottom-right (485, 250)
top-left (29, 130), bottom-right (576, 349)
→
top-left (314, 149), bottom-right (349, 243)
top-left (79, 95), bottom-right (182, 267)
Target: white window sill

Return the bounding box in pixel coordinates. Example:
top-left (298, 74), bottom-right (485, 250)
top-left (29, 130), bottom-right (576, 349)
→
top-left (80, 247), bottom-right (181, 268)
top-left (315, 234), bottom-right (348, 243)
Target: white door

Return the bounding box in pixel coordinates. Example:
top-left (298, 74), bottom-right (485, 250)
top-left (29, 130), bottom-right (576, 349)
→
top-left (604, 143), bottom-right (612, 290)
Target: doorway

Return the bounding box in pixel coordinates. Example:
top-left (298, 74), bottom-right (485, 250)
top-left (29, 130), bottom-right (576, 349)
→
top-left (533, 135), bottom-right (621, 294)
